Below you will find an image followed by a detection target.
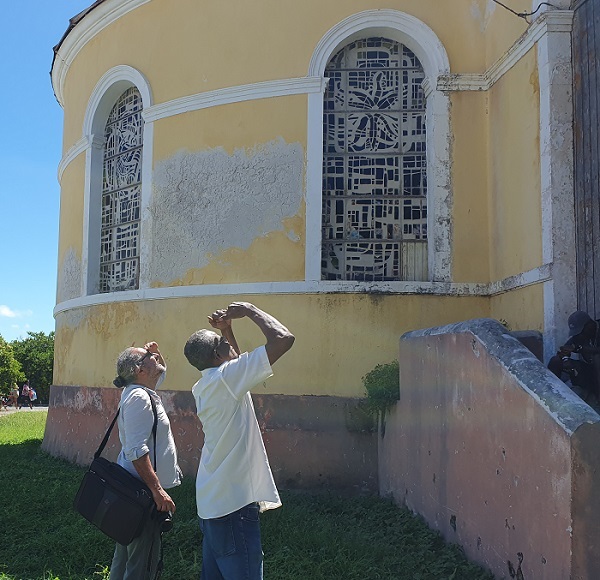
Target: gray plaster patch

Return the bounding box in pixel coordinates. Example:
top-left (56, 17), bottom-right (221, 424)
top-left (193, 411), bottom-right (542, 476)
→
top-left (150, 139), bottom-right (304, 283)
top-left (57, 248), bottom-right (82, 302)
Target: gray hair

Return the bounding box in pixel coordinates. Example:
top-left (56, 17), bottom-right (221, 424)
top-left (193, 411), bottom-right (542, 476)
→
top-left (114, 347), bottom-right (144, 388)
top-left (184, 330), bottom-right (216, 371)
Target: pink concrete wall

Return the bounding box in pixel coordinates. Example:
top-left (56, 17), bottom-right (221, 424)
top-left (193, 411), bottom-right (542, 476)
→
top-left (379, 319), bottom-right (600, 580)
top-left (42, 387), bottom-right (378, 493)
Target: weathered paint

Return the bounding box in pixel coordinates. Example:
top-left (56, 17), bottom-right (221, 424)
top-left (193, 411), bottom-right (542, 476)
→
top-left (379, 318), bottom-right (600, 579)
top-left (488, 47), bottom-right (542, 282)
top-left (149, 140), bottom-right (304, 285)
top-left (490, 282), bottom-right (544, 335)
top-left (53, 294), bottom-right (490, 396)
top-left (58, 248), bottom-right (83, 304)
top-left (42, 385), bottom-right (378, 492)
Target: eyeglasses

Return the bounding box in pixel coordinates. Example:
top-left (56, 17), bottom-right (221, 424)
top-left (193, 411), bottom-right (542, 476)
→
top-left (138, 350), bottom-right (157, 366)
top-left (213, 336), bottom-right (229, 356)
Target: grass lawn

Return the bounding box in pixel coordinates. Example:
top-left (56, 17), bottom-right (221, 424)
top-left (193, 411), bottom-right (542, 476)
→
top-left (0, 411), bottom-right (494, 580)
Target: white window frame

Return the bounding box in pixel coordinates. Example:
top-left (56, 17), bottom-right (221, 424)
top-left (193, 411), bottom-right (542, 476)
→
top-left (306, 10), bottom-right (452, 285)
top-left (81, 65), bottom-right (154, 295)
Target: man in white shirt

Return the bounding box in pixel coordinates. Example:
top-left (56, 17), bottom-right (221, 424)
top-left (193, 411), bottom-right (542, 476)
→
top-left (184, 302), bottom-right (295, 580)
top-left (110, 341), bottom-right (181, 580)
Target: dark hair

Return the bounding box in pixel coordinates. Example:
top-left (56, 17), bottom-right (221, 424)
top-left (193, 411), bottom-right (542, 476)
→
top-left (184, 330), bottom-right (217, 371)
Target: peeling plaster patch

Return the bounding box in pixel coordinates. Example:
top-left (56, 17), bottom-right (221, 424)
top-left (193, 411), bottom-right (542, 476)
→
top-left (57, 248), bottom-right (82, 303)
top-left (150, 139), bottom-right (304, 283)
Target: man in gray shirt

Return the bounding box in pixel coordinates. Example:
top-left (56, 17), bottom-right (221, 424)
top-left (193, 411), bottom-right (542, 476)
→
top-left (110, 341), bottom-right (181, 580)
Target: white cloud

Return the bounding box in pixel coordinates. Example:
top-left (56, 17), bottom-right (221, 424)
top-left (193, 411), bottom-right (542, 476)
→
top-left (0, 305), bottom-right (17, 318)
top-left (0, 306), bottom-right (34, 319)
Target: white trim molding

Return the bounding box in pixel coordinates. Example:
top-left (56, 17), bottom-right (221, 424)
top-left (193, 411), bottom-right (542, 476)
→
top-left (52, 0), bottom-right (151, 106)
top-left (79, 65), bottom-right (154, 296)
top-left (54, 264), bottom-right (554, 317)
top-left (58, 136), bottom-right (89, 183)
top-left (438, 10), bottom-right (574, 92)
top-left (308, 9), bottom-right (450, 81)
top-left (144, 77), bottom-right (327, 123)
top-left (306, 9), bottom-right (452, 283)
top-left (536, 10), bottom-right (576, 360)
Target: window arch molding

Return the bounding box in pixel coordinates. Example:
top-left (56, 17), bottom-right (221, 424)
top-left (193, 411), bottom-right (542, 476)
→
top-left (81, 65), bottom-right (154, 295)
top-left (306, 10), bottom-right (452, 284)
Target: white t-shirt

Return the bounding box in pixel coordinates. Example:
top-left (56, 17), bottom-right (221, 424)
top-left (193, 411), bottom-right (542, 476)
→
top-left (192, 345), bottom-right (281, 519)
top-left (116, 385), bottom-right (181, 490)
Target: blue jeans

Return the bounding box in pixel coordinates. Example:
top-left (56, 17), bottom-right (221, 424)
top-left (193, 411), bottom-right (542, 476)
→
top-left (199, 503), bottom-right (263, 580)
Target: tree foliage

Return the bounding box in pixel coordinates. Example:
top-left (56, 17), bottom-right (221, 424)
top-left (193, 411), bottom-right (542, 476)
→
top-left (0, 336), bottom-right (25, 395)
top-left (11, 331), bottom-right (54, 403)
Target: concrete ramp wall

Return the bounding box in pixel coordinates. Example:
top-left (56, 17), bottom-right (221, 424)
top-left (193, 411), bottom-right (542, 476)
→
top-left (379, 319), bottom-right (600, 580)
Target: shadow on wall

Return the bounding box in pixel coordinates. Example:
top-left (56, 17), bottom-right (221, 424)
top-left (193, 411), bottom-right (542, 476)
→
top-left (379, 318), bottom-right (600, 580)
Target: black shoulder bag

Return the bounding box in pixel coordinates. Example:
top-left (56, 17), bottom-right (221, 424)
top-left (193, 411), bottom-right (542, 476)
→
top-left (73, 391), bottom-right (159, 546)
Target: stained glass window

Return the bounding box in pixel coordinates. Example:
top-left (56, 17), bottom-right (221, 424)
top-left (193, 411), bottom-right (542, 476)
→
top-left (99, 87), bottom-right (143, 293)
top-left (322, 38), bottom-right (428, 281)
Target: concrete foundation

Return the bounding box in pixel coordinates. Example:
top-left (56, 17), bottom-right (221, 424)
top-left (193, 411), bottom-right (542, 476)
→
top-left (42, 387), bottom-right (378, 493)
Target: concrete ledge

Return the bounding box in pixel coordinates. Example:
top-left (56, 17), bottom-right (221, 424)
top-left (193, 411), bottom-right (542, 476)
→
top-left (42, 387), bottom-right (377, 493)
top-left (379, 318), bottom-right (600, 579)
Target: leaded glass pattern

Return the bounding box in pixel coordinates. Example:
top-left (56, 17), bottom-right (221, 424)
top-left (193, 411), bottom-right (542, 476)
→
top-left (99, 87), bottom-right (143, 293)
top-left (322, 38), bottom-right (428, 281)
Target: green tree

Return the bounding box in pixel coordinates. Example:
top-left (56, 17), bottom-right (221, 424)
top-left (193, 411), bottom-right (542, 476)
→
top-left (11, 331), bottom-right (54, 403)
top-left (0, 336), bottom-right (25, 395)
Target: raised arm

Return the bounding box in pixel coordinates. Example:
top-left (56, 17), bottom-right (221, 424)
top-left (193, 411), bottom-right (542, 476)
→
top-left (224, 302), bottom-right (295, 365)
top-left (208, 309), bottom-right (240, 355)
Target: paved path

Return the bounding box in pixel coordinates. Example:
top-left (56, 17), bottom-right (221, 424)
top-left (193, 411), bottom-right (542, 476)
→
top-left (0, 404), bottom-right (48, 414)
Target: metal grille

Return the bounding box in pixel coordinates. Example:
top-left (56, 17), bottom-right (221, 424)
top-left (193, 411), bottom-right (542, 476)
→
top-left (99, 87), bottom-right (143, 293)
top-left (322, 38), bottom-right (428, 281)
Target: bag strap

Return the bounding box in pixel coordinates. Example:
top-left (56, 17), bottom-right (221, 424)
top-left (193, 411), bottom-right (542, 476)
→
top-left (94, 387), bottom-right (159, 469)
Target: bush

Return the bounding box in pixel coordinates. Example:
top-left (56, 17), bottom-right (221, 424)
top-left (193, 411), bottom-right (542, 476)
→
top-left (362, 360), bottom-right (400, 417)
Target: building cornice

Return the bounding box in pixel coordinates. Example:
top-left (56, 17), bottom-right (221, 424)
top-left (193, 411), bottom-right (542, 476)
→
top-left (52, 0), bottom-right (150, 106)
top-left (143, 77), bottom-right (327, 123)
top-left (438, 10), bottom-right (574, 91)
top-left (54, 264), bottom-right (553, 317)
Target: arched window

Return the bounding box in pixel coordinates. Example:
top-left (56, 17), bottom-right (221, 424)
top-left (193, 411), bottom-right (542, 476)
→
top-left (321, 37), bottom-right (428, 281)
top-left (99, 87), bottom-right (144, 293)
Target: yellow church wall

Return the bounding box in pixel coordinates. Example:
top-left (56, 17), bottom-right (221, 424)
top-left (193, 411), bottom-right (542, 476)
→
top-left (48, 0), bottom-right (566, 501)
top-left (490, 283), bottom-right (544, 334)
top-left (59, 0), bottom-right (492, 153)
top-left (449, 90), bottom-right (491, 283)
top-left (56, 156), bottom-right (85, 303)
top-left (57, 156), bottom-right (85, 262)
top-left (481, 0), bottom-right (530, 69)
top-left (488, 48), bottom-right (542, 281)
top-left (54, 293), bottom-right (490, 397)
top-left (151, 96), bottom-right (307, 161)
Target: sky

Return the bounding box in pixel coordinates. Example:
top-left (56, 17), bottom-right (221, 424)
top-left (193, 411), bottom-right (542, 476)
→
top-left (0, 2), bottom-right (94, 342)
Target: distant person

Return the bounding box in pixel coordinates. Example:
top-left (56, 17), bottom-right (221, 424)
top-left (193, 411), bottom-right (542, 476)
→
top-left (9, 383), bottom-right (19, 408)
top-left (19, 381), bottom-right (31, 409)
top-left (28, 387), bottom-right (37, 407)
top-left (548, 310), bottom-right (600, 403)
top-left (184, 302), bottom-right (295, 580)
